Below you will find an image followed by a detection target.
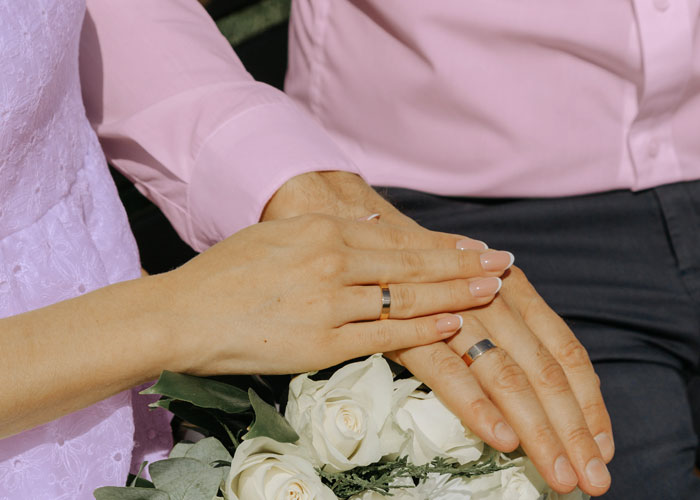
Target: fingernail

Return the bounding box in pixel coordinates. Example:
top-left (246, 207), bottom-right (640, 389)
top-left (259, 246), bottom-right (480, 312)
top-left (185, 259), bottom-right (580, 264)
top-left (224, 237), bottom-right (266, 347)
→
top-left (585, 457), bottom-right (611, 488)
top-left (469, 277), bottom-right (502, 297)
top-left (456, 238), bottom-right (489, 251)
top-left (594, 432), bottom-right (615, 462)
top-left (357, 213), bottom-right (381, 222)
top-left (480, 251), bottom-right (515, 272)
top-left (554, 455), bottom-right (578, 487)
top-left (493, 421), bottom-right (518, 445)
top-left (436, 314), bottom-right (463, 334)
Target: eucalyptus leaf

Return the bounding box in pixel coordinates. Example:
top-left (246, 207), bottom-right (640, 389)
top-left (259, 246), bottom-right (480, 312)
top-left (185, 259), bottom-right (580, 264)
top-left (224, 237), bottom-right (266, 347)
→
top-left (150, 458), bottom-right (223, 500)
top-left (169, 442), bottom-right (195, 459)
top-left (151, 400), bottom-right (225, 435)
top-left (184, 437), bottom-right (232, 465)
top-left (243, 388), bottom-right (299, 443)
top-left (94, 486), bottom-right (171, 500)
top-left (141, 371), bottom-right (250, 414)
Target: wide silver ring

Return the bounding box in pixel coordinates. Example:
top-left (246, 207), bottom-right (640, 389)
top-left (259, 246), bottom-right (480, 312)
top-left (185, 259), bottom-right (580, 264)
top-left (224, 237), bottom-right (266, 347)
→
top-left (379, 284), bottom-right (391, 320)
top-left (463, 339), bottom-right (497, 367)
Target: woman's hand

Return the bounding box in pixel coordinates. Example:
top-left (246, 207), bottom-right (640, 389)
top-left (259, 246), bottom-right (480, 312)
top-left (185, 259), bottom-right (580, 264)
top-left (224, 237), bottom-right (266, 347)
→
top-left (166, 213), bottom-right (510, 376)
top-left (0, 212), bottom-right (503, 439)
top-left (261, 170), bottom-right (613, 496)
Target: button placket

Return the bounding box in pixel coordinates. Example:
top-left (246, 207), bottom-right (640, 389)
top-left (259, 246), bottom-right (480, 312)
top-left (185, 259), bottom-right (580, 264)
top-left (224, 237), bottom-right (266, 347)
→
top-left (627, 0), bottom-right (692, 188)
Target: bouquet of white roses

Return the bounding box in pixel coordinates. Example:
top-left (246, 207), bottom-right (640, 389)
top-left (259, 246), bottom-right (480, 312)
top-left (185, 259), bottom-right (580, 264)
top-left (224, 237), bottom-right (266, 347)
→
top-left (95, 355), bottom-right (588, 500)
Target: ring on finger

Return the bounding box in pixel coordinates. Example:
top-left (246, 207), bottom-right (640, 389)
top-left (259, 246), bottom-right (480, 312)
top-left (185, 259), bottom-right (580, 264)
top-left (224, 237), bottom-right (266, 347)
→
top-left (463, 339), bottom-right (498, 367)
top-left (379, 284), bottom-right (391, 320)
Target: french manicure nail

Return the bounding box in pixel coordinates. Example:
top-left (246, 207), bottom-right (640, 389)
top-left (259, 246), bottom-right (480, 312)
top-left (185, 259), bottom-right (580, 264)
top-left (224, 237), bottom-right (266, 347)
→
top-left (456, 238), bottom-right (489, 251)
top-left (594, 432), bottom-right (615, 462)
top-left (554, 455), bottom-right (578, 487)
top-left (480, 251), bottom-right (515, 272)
top-left (585, 457), bottom-right (611, 488)
top-left (436, 314), bottom-right (463, 334)
top-left (469, 277), bottom-right (502, 297)
top-left (493, 421), bottom-right (518, 445)
top-left (357, 213), bottom-right (381, 222)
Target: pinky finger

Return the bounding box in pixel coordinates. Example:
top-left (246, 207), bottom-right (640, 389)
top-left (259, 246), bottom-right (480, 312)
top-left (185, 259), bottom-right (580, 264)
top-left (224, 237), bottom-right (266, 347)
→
top-left (332, 314), bottom-right (464, 359)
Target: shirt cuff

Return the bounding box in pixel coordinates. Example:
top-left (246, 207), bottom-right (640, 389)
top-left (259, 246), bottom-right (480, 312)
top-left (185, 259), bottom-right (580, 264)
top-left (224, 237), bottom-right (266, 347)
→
top-left (187, 102), bottom-right (360, 251)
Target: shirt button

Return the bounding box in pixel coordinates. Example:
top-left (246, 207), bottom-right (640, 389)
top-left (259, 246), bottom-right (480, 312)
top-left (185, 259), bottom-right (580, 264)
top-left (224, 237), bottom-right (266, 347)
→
top-left (653, 0), bottom-right (670, 11)
top-left (648, 140), bottom-right (661, 158)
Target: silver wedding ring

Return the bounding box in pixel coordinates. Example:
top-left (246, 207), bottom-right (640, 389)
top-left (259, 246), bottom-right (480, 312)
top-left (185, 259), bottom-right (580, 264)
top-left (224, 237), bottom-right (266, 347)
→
top-left (463, 339), bottom-right (497, 367)
top-left (379, 284), bottom-right (391, 320)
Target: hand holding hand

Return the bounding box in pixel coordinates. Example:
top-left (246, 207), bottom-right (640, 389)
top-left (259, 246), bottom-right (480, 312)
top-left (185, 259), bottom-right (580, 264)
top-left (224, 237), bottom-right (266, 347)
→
top-left (167, 213), bottom-right (508, 376)
top-left (262, 171), bottom-right (614, 496)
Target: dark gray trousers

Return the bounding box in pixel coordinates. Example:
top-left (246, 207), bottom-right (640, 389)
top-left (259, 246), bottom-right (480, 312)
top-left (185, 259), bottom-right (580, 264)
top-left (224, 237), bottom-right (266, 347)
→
top-left (381, 181), bottom-right (700, 499)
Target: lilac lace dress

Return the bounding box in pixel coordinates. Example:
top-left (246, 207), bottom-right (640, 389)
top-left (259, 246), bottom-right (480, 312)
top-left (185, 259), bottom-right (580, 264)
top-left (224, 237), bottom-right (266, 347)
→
top-left (0, 2), bottom-right (172, 498)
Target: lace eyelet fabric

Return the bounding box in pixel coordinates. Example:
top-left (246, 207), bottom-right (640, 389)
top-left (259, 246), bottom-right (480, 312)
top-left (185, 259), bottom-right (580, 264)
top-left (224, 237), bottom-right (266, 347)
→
top-left (0, 2), bottom-right (172, 497)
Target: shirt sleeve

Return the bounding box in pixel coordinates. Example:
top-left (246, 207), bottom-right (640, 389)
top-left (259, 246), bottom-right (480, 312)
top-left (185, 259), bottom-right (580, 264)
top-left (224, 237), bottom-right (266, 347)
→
top-left (80, 0), bottom-right (359, 252)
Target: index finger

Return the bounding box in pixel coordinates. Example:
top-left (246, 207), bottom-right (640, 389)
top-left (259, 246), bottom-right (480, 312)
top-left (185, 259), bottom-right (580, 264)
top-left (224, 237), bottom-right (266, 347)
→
top-left (500, 272), bottom-right (615, 463)
top-left (340, 220), bottom-right (488, 251)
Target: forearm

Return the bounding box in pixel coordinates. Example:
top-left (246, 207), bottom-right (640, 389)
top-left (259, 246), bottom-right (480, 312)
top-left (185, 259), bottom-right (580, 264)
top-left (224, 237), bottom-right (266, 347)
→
top-left (0, 274), bottom-right (180, 439)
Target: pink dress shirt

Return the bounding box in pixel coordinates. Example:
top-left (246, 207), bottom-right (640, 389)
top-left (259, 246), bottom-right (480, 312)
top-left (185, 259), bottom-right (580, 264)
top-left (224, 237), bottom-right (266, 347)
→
top-left (91, 1), bottom-right (700, 246)
top-left (285, 0), bottom-right (700, 198)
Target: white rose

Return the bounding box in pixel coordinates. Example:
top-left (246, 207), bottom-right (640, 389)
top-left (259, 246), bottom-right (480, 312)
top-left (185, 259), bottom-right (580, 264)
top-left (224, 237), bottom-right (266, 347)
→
top-left (413, 473), bottom-right (478, 500)
top-left (393, 382), bottom-right (483, 466)
top-left (466, 457), bottom-right (548, 500)
top-left (498, 461), bottom-right (543, 500)
top-left (285, 355), bottom-right (398, 472)
top-left (223, 437), bottom-right (336, 500)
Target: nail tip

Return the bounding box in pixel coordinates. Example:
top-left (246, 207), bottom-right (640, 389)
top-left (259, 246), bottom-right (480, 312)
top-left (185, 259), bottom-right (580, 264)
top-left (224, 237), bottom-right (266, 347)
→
top-left (506, 251), bottom-right (515, 268)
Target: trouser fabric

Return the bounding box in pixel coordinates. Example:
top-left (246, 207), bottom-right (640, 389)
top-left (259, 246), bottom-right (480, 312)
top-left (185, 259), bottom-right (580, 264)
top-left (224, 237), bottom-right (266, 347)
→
top-left (380, 180), bottom-right (700, 500)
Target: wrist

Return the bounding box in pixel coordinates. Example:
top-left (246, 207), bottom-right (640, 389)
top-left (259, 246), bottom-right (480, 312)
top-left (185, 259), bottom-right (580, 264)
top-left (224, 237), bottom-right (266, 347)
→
top-left (261, 170), bottom-right (400, 222)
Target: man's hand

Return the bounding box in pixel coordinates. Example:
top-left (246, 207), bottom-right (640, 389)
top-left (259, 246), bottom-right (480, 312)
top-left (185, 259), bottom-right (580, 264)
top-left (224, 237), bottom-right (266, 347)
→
top-left (262, 171), bottom-right (613, 496)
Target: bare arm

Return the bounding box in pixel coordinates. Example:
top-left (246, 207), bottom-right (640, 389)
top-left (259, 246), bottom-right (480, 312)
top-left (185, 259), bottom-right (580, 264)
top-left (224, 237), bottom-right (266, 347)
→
top-left (0, 215), bottom-right (504, 439)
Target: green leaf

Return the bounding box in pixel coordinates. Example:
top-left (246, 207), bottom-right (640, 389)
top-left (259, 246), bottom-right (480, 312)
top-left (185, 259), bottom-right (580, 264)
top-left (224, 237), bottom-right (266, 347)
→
top-left (94, 487), bottom-right (171, 500)
top-left (184, 437), bottom-right (232, 465)
top-left (243, 388), bottom-right (299, 443)
top-left (141, 371), bottom-right (250, 414)
top-left (169, 442), bottom-right (195, 459)
top-left (127, 461), bottom-right (153, 488)
top-left (150, 458), bottom-right (224, 500)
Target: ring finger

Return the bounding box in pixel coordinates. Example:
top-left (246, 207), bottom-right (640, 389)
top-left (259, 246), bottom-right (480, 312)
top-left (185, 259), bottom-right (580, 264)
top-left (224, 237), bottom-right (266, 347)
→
top-left (451, 313), bottom-right (579, 494)
top-left (336, 278), bottom-right (503, 324)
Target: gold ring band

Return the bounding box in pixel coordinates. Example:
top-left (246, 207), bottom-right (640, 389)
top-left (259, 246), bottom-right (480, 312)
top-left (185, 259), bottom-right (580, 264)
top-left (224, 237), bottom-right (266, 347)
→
top-left (379, 284), bottom-right (391, 320)
top-left (462, 339), bottom-right (497, 367)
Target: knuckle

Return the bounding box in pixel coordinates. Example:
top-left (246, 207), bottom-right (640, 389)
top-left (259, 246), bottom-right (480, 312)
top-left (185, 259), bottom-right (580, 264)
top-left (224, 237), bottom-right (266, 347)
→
top-left (580, 397), bottom-right (608, 418)
top-left (466, 397), bottom-right (492, 421)
top-left (535, 361), bottom-right (570, 394)
top-left (555, 339), bottom-right (592, 372)
top-left (429, 349), bottom-right (467, 377)
top-left (399, 251), bottom-right (425, 274)
top-left (393, 285), bottom-right (418, 316)
top-left (457, 251), bottom-right (478, 275)
top-left (369, 324), bottom-right (394, 352)
top-left (493, 358), bottom-right (530, 395)
top-left (563, 425), bottom-right (592, 447)
top-left (412, 318), bottom-right (433, 342)
top-left (532, 423), bottom-right (558, 446)
top-left (447, 280), bottom-right (469, 307)
top-left (533, 346), bottom-right (570, 394)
